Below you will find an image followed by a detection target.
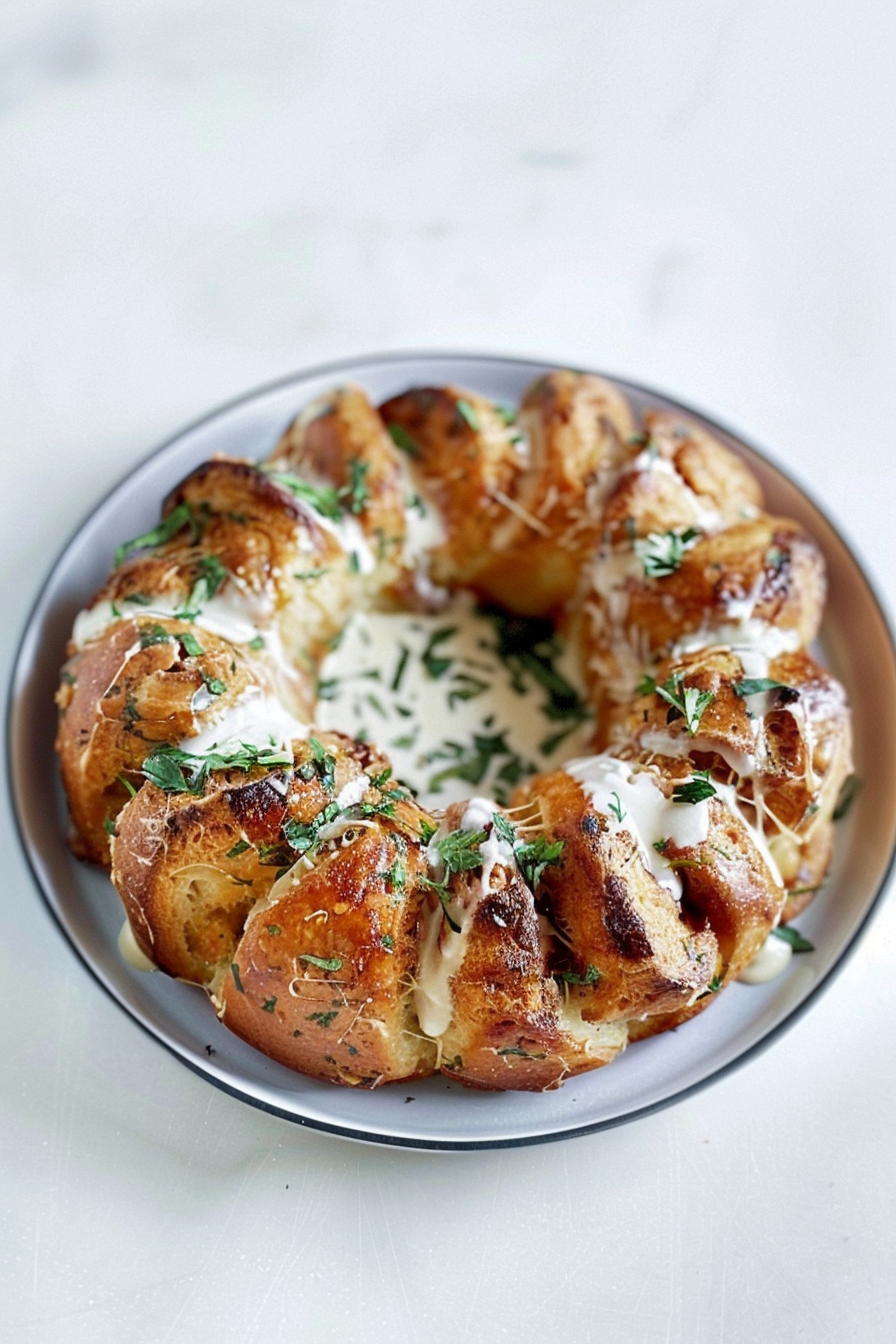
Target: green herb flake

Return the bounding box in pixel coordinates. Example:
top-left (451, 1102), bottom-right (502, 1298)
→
top-left (634, 527), bottom-right (701, 578)
top-left (339, 458), bottom-right (370, 515)
top-left (200, 671), bottom-right (227, 697)
top-left (138, 623), bottom-right (173, 649)
top-left (298, 954), bottom-right (343, 972)
top-left (306, 1010), bottom-right (339, 1028)
top-left (515, 834), bottom-right (564, 890)
top-left (391, 644), bottom-right (411, 693)
top-left (179, 631), bottom-right (205, 658)
top-left (771, 925), bottom-right (815, 953)
top-left (832, 774), bottom-right (861, 822)
top-left (607, 791), bottom-right (625, 824)
top-left (141, 741), bottom-right (293, 795)
top-left (226, 839), bottom-right (250, 859)
top-left (387, 422), bottom-right (419, 456)
top-left (265, 469), bottom-right (343, 519)
top-left (654, 673), bottom-right (715, 736)
top-left (114, 501), bottom-right (198, 568)
top-left (557, 965), bottom-right (601, 986)
top-left (422, 626), bottom-right (457, 680)
top-left (456, 398), bottom-right (481, 432)
top-left (230, 963), bottom-right (245, 993)
top-left (261, 996), bottom-right (277, 1013)
top-left (672, 771), bottom-right (717, 805)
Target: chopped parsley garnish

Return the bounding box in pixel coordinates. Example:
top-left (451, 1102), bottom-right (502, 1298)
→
top-left (832, 774), bottom-right (861, 822)
top-left (141, 741), bottom-right (293, 794)
top-left (421, 827), bottom-right (488, 932)
top-left (138, 623), bottom-right (173, 649)
top-left (311, 737), bottom-right (337, 788)
top-left (634, 527), bottom-right (701, 578)
top-left (306, 1010), bottom-right (338, 1027)
top-left (265, 469), bottom-right (343, 519)
top-left (179, 631), bottom-right (205, 658)
top-left (226, 840), bottom-right (251, 858)
top-left (771, 925), bottom-right (814, 953)
top-left (298, 955), bottom-right (343, 973)
top-left (200, 670), bottom-right (227, 696)
top-left (497, 1047), bottom-right (547, 1059)
top-left (282, 801), bottom-right (341, 855)
top-left (490, 812), bottom-right (564, 890)
top-left (607, 791), bottom-right (625, 824)
top-left (456, 398), bottom-right (481, 431)
top-left (386, 422), bottom-right (419, 456)
top-left (733, 677), bottom-right (799, 703)
top-left (391, 644), bottom-right (410, 693)
top-left (515, 834), bottom-right (565, 890)
top-left (480, 607), bottom-right (589, 731)
top-left (261, 997), bottom-right (277, 1013)
top-left (447, 672), bottom-right (490, 709)
top-left (556, 965), bottom-right (601, 986)
top-left (671, 771), bottom-right (717, 805)
top-left (177, 553), bottom-right (229, 618)
top-left (248, 635), bottom-right (265, 651)
top-left (427, 731), bottom-right (528, 795)
top-left (340, 458), bottom-right (370, 515)
top-left (114, 501), bottom-right (199, 568)
top-left (430, 827), bottom-right (488, 874)
top-left (654, 673), bottom-right (715, 736)
top-left (421, 627), bottom-right (457, 679)
top-left (230, 963), bottom-right (245, 993)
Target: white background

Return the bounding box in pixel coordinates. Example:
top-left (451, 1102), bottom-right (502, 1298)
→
top-left (2, 3), bottom-right (896, 1340)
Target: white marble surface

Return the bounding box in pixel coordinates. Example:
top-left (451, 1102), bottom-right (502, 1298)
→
top-left (2, 2), bottom-right (896, 1340)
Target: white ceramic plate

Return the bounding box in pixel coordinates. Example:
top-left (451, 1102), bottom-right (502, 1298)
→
top-left (9, 353), bottom-right (896, 1150)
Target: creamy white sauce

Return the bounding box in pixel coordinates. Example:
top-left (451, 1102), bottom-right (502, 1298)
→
top-left (414, 799), bottom-right (519, 1040)
top-left (740, 932), bottom-right (792, 984)
top-left (403, 491), bottom-right (446, 567)
top-left (564, 753), bottom-right (784, 896)
top-left (181, 686), bottom-right (306, 754)
top-left (72, 584), bottom-right (275, 653)
top-left (638, 729), bottom-right (757, 781)
top-left (460, 797), bottom-right (516, 894)
top-left (316, 510), bottom-right (376, 575)
top-left (630, 449), bottom-right (722, 532)
top-left (415, 897), bottom-right (468, 1039)
top-left (671, 620), bottom-right (801, 684)
top-left (118, 919), bottom-right (157, 972)
top-left (315, 591), bottom-right (592, 809)
top-left (564, 755), bottom-right (711, 899)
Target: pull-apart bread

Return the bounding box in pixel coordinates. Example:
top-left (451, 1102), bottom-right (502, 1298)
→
top-left (55, 373), bottom-right (852, 1091)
